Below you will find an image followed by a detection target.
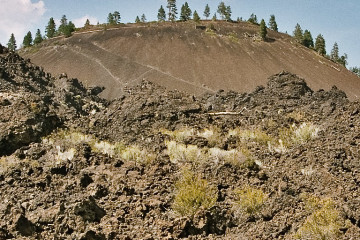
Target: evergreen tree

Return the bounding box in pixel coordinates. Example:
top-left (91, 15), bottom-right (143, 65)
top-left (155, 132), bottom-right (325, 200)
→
top-left (58, 15), bottom-right (68, 35)
top-left (141, 14), bottom-right (147, 23)
top-left (350, 67), bottom-right (360, 77)
top-left (268, 15), bottom-right (278, 32)
top-left (212, 13), bottom-right (217, 21)
top-left (108, 13), bottom-right (115, 24)
top-left (225, 5), bottom-right (232, 21)
top-left (303, 30), bottom-right (314, 48)
top-left (158, 5), bottom-right (166, 22)
top-left (33, 29), bottom-right (43, 45)
top-left (204, 4), bottom-right (210, 19)
top-left (330, 42), bottom-right (339, 62)
top-left (217, 2), bottom-right (226, 20)
top-left (135, 16), bottom-right (141, 23)
top-left (180, 2), bottom-right (192, 21)
top-left (167, 0), bottom-right (177, 22)
top-left (338, 53), bottom-right (348, 67)
top-left (217, 2), bottom-right (231, 20)
top-left (7, 33), bottom-right (16, 52)
top-left (84, 19), bottom-right (90, 28)
top-left (315, 34), bottom-right (326, 55)
top-left (193, 10), bottom-right (200, 23)
top-left (293, 23), bottom-right (303, 44)
top-left (63, 21), bottom-right (75, 37)
top-left (259, 19), bottom-right (267, 40)
top-left (22, 31), bottom-right (33, 48)
top-left (46, 17), bottom-right (56, 38)
top-left (113, 11), bottom-right (121, 24)
top-left (248, 13), bottom-right (258, 24)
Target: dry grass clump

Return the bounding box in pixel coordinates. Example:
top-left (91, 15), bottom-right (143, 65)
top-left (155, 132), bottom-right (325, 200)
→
top-left (173, 170), bottom-right (217, 217)
top-left (295, 195), bottom-right (348, 239)
top-left (161, 126), bottom-right (223, 147)
top-left (55, 146), bottom-right (76, 163)
top-left (120, 145), bottom-right (156, 165)
top-left (229, 128), bottom-right (273, 146)
top-left (278, 122), bottom-right (319, 149)
top-left (43, 129), bottom-right (156, 164)
top-left (197, 126), bottom-right (223, 147)
top-left (234, 185), bottom-right (267, 216)
top-left (160, 127), bottom-right (196, 143)
top-left (165, 140), bottom-right (207, 164)
top-left (208, 147), bottom-right (250, 167)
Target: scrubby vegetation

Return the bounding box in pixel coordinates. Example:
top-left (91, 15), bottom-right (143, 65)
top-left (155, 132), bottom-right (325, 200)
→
top-left (295, 195), bottom-right (349, 239)
top-left (173, 169), bottom-right (217, 217)
top-left (234, 185), bottom-right (267, 216)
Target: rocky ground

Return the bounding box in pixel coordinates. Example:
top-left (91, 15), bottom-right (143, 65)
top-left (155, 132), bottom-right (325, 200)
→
top-left (1, 51), bottom-right (360, 239)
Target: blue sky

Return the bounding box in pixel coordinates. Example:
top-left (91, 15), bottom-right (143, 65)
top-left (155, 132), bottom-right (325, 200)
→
top-left (0, 0), bottom-right (359, 67)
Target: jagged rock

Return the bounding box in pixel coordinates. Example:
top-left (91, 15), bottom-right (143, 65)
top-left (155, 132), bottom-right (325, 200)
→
top-left (1, 54), bottom-right (360, 239)
top-left (74, 197), bottom-right (106, 222)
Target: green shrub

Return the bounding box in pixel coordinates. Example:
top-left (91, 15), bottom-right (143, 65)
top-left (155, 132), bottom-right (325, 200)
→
top-left (234, 185), bottom-right (267, 216)
top-left (173, 170), bottom-right (217, 217)
top-left (295, 196), bottom-right (347, 239)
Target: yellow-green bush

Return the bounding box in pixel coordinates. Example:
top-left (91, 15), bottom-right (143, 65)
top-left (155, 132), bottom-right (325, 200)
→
top-left (173, 170), bottom-right (217, 217)
top-left (229, 128), bottom-right (273, 146)
top-left (234, 185), bottom-right (267, 216)
top-left (295, 196), bottom-right (347, 239)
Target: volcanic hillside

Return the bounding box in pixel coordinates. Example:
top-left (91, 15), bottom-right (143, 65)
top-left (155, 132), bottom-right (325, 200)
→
top-left (20, 21), bottom-right (360, 100)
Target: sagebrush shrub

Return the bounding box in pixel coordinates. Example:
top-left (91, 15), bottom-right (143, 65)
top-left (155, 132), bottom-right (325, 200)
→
top-left (173, 170), bottom-right (217, 217)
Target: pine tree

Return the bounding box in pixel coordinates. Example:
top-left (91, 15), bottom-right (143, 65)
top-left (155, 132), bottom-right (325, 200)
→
top-left (225, 6), bottom-right (232, 21)
top-left (217, 2), bottom-right (226, 20)
top-left (350, 67), bottom-right (360, 77)
top-left (204, 4), bottom-right (210, 19)
top-left (293, 23), bottom-right (303, 44)
top-left (193, 10), bottom-right (200, 23)
top-left (158, 5), bottom-right (166, 22)
top-left (268, 15), bottom-right (278, 32)
top-left (167, 0), bottom-right (177, 22)
top-left (33, 29), bottom-right (43, 45)
top-left (45, 17), bottom-right (56, 38)
top-left (141, 14), bottom-right (147, 23)
top-left (180, 2), bottom-right (192, 21)
top-left (135, 16), bottom-right (141, 23)
top-left (108, 13), bottom-right (115, 24)
top-left (63, 21), bottom-right (75, 37)
top-left (58, 15), bottom-right (68, 35)
top-left (315, 34), bottom-right (326, 55)
top-left (303, 30), bottom-right (314, 48)
top-left (7, 33), bottom-right (17, 52)
top-left (338, 53), bottom-right (348, 67)
top-left (330, 42), bottom-right (339, 62)
top-left (212, 13), bottom-right (217, 21)
top-left (248, 13), bottom-right (258, 24)
top-left (84, 19), bottom-right (90, 28)
top-left (23, 31), bottom-right (33, 48)
top-left (259, 19), bottom-right (267, 40)
top-left (113, 11), bottom-right (121, 24)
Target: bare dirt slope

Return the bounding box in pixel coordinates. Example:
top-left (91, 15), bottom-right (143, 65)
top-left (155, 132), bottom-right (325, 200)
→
top-left (20, 21), bottom-right (360, 100)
